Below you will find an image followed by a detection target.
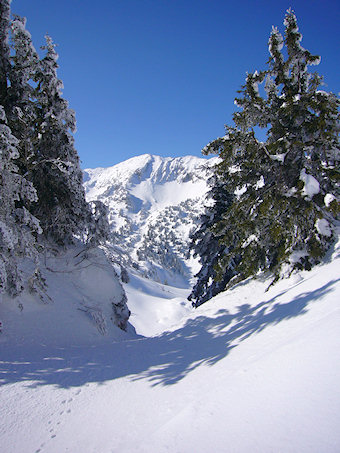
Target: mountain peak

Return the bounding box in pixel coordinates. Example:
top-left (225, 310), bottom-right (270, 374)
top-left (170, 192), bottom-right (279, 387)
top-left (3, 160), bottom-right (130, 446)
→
top-left (84, 154), bottom-right (217, 286)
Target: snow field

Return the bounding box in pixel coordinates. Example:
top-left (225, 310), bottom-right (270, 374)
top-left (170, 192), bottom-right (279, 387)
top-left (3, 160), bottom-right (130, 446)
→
top-left (1, 242), bottom-right (339, 452)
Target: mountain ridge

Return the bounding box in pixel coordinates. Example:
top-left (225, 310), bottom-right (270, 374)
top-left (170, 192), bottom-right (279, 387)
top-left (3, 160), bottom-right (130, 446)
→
top-left (84, 154), bottom-right (218, 286)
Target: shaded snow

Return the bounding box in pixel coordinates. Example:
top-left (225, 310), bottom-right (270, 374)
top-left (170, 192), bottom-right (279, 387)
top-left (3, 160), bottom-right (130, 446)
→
top-left (0, 246), bottom-right (131, 347)
top-left (1, 239), bottom-right (339, 453)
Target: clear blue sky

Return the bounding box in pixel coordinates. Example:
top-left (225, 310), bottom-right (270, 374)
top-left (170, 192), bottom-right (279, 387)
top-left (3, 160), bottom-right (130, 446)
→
top-left (11, 0), bottom-right (340, 169)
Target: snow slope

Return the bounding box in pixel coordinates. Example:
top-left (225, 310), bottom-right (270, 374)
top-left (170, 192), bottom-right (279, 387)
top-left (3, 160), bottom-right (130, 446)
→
top-left (1, 239), bottom-right (339, 452)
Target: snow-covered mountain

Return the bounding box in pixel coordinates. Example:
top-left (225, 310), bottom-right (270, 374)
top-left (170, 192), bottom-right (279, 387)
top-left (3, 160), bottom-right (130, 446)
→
top-left (84, 154), bottom-right (218, 286)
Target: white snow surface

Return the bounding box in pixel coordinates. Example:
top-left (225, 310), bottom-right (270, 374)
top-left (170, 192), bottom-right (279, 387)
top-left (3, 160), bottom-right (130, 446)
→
top-left (325, 193), bottom-right (336, 207)
top-left (84, 154), bottom-right (215, 206)
top-left (300, 168), bottom-right (320, 199)
top-left (316, 218), bottom-right (332, 237)
top-left (1, 237), bottom-right (340, 452)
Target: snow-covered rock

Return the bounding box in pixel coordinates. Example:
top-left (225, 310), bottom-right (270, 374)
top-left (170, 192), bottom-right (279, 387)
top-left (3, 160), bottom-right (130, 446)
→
top-left (84, 154), bottom-right (218, 287)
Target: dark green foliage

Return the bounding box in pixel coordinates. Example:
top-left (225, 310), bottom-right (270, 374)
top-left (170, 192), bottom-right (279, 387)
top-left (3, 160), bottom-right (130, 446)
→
top-left (190, 9), bottom-right (339, 306)
top-left (189, 175), bottom-right (236, 307)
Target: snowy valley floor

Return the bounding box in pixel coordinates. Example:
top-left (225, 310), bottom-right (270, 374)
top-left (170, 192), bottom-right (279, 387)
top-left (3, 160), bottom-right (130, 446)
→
top-left (1, 246), bottom-right (340, 453)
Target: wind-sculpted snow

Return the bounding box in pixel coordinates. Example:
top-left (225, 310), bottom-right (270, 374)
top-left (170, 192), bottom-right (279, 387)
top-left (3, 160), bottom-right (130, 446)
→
top-left (84, 154), bottom-right (218, 286)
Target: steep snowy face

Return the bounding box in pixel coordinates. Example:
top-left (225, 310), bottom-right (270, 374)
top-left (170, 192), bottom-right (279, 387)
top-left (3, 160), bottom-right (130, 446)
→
top-left (84, 154), bottom-right (218, 286)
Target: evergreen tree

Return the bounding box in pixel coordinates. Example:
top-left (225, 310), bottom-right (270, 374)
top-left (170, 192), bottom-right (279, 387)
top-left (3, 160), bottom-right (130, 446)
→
top-left (188, 175), bottom-right (235, 307)
top-left (31, 35), bottom-right (91, 244)
top-left (190, 9), bottom-right (339, 306)
top-left (8, 15), bottom-right (39, 177)
top-left (86, 200), bottom-right (110, 245)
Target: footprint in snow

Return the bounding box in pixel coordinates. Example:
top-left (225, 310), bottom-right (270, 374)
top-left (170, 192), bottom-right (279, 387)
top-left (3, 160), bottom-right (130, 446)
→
top-left (36, 442), bottom-right (45, 453)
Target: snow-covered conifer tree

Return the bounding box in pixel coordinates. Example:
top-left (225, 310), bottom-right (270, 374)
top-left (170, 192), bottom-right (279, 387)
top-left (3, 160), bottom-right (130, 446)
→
top-left (31, 35), bottom-right (91, 244)
top-left (86, 200), bottom-right (110, 245)
top-left (7, 15), bottom-right (39, 178)
top-left (0, 106), bottom-right (41, 295)
top-left (0, 3), bottom-right (42, 295)
top-left (188, 175), bottom-right (235, 307)
top-left (190, 9), bottom-right (339, 305)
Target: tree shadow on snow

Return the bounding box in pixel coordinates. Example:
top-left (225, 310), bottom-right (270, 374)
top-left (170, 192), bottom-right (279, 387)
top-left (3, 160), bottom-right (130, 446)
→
top-left (0, 279), bottom-right (338, 388)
